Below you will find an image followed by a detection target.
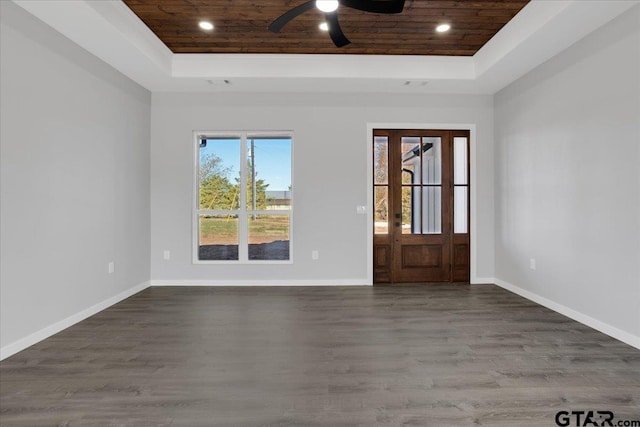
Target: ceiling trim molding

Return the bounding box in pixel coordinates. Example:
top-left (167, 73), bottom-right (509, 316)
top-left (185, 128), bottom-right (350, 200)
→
top-left (11, 0), bottom-right (639, 94)
top-left (172, 54), bottom-right (474, 80)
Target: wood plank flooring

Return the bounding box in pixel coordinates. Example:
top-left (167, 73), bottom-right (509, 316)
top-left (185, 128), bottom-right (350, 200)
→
top-left (1, 285), bottom-right (639, 426)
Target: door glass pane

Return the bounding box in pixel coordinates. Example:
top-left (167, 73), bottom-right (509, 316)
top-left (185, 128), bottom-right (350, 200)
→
top-left (454, 186), bottom-right (468, 234)
top-left (374, 186), bottom-right (389, 234)
top-left (422, 187), bottom-right (442, 234)
top-left (198, 214), bottom-right (238, 260)
top-left (402, 186), bottom-right (421, 234)
top-left (247, 137), bottom-right (292, 211)
top-left (248, 215), bottom-right (290, 260)
top-left (374, 136), bottom-right (389, 185)
top-left (421, 137), bottom-right (442, 185)
top-left (401, 137), bottom-right (421, 185)
top-left (454, 137), bottom-right (468, 185)
top-left (199, 138), bottom-right (241, 210)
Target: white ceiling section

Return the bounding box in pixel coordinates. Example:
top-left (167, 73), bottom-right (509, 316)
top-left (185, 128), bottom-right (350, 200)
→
top-left (12, 0), bottom-right (638, 94)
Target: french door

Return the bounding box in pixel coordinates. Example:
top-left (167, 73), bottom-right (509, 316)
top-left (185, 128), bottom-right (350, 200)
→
top-left (373, 129), bottom-right (470, 284)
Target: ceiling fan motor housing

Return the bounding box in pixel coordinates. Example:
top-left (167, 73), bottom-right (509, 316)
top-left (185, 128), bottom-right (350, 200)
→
top-left (268, 0), bottom-right (407, 47)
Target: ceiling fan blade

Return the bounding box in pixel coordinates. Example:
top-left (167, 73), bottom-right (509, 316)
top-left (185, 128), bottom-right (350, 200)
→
top-left (268, 0), bottom-right (316, 33)
top-left (325, 12), bottom-right (351, 47)
top-left (339, 0), bottom-right (405, 14)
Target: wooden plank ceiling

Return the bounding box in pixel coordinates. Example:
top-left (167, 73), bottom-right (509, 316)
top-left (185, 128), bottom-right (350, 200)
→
top-left (123, 0), bottom-right (530, 56)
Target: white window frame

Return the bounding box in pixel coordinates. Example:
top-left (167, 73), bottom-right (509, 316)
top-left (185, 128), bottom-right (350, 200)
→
top-left (192, 130), bottom-right (294, 264)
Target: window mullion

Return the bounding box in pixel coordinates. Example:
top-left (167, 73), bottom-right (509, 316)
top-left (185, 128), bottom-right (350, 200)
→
top-left (238, 133), bottom-right (249, 262)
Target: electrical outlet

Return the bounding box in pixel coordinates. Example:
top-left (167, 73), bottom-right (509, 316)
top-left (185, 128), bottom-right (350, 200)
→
top-left (163, 250), bottom-right (171, 260)
top-left (529, 258), bottom-right (536, 270)
top-left (108, 262), bottom-right (115, 274)
top-left (312, 250), bottom-right (319, 260)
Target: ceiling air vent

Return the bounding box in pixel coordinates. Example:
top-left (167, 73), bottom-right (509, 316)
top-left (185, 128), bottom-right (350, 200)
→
top-left (207, 79), bottom-right (231, 86)
top-left (403, 80), bottom-right (429, 87)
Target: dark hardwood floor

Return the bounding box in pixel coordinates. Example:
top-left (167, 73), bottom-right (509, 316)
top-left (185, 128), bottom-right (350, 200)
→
top-left (1, 285), bottom-right (639, 426)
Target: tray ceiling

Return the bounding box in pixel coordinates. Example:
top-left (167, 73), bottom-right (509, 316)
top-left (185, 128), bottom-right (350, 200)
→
top-left (12, 0), bottom-right (634, 93)
top-left (122, 0), bottom-right (530, 56)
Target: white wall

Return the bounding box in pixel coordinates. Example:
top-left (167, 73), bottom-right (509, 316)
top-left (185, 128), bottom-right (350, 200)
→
top-left (151, 92), bottom-right (494, 283)
top-left (0, 2), bottom-right (151, 354)
top-left (494, 5), bottom-right (640, 344)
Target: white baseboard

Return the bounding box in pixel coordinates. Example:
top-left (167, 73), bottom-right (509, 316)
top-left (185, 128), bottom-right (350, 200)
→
top-left (5, 278), bottom-right (636, 361)
top-left (493, 278), bottom-right (640, 350)
top-left (471, 277), bottom-right (496, 285)
top-left (150, 279), bottom-right (371, 286)
top-left (0, 281), bottom-right (150, 361)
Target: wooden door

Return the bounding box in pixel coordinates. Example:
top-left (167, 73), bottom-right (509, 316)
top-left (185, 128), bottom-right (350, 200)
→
top-left (373, 129), bottom-right (470, 284)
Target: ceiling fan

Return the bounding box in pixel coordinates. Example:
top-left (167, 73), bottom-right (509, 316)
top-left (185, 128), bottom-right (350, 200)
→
top-left (268, 0), bottom-right (406, 48)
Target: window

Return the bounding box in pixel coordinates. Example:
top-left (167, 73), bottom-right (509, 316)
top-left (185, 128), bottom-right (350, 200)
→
top-left (194, 132), bottom-right (293, 263)
top-left (453, 136), bottom-right (468, 234)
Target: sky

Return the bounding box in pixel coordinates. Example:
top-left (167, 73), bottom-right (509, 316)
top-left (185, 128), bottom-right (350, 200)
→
top-left (201, 137), bottom-right (292, 191)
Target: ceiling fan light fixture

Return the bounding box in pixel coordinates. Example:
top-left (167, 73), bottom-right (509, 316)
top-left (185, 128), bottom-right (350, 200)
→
top-left (316, 0), bottom-right (339, 13)
top-left (199, 21), bottom-right (214, 31)
top-left (436, 23), bottom-right (450, 33)
top-left (268, 0), bottom-right (405, 48)
top-left (319, 22), bottom-right (329, 31)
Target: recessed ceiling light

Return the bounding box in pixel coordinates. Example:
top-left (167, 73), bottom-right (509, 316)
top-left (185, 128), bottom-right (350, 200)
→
top-left (199, 21), bottom-right (214, 31)
top-left (319, 22), bottom-right (329, 31)
top-left (436, 23), bottom-right (450, 33)
top-left (316, 0), bottom-right (339, 13)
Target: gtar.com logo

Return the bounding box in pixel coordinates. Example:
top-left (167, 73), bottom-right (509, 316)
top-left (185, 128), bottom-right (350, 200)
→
top-left (555, 410), bottom-right (640, 427)
top-left (555, 411), bottom-right (614, 426)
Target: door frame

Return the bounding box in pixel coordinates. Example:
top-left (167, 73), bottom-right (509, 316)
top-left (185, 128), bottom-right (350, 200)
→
top-left (366, 123), bottom-right (479, 284)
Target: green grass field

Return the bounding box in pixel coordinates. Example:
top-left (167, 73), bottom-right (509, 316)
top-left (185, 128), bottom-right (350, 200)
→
top-left (200, 216), bottom-right (238, 237)
top-left (199, 215), bottom-right (289, 244)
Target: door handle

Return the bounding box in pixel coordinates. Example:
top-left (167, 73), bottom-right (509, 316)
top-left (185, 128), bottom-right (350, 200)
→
top-left (395, 222), bottom-right (401, 227)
